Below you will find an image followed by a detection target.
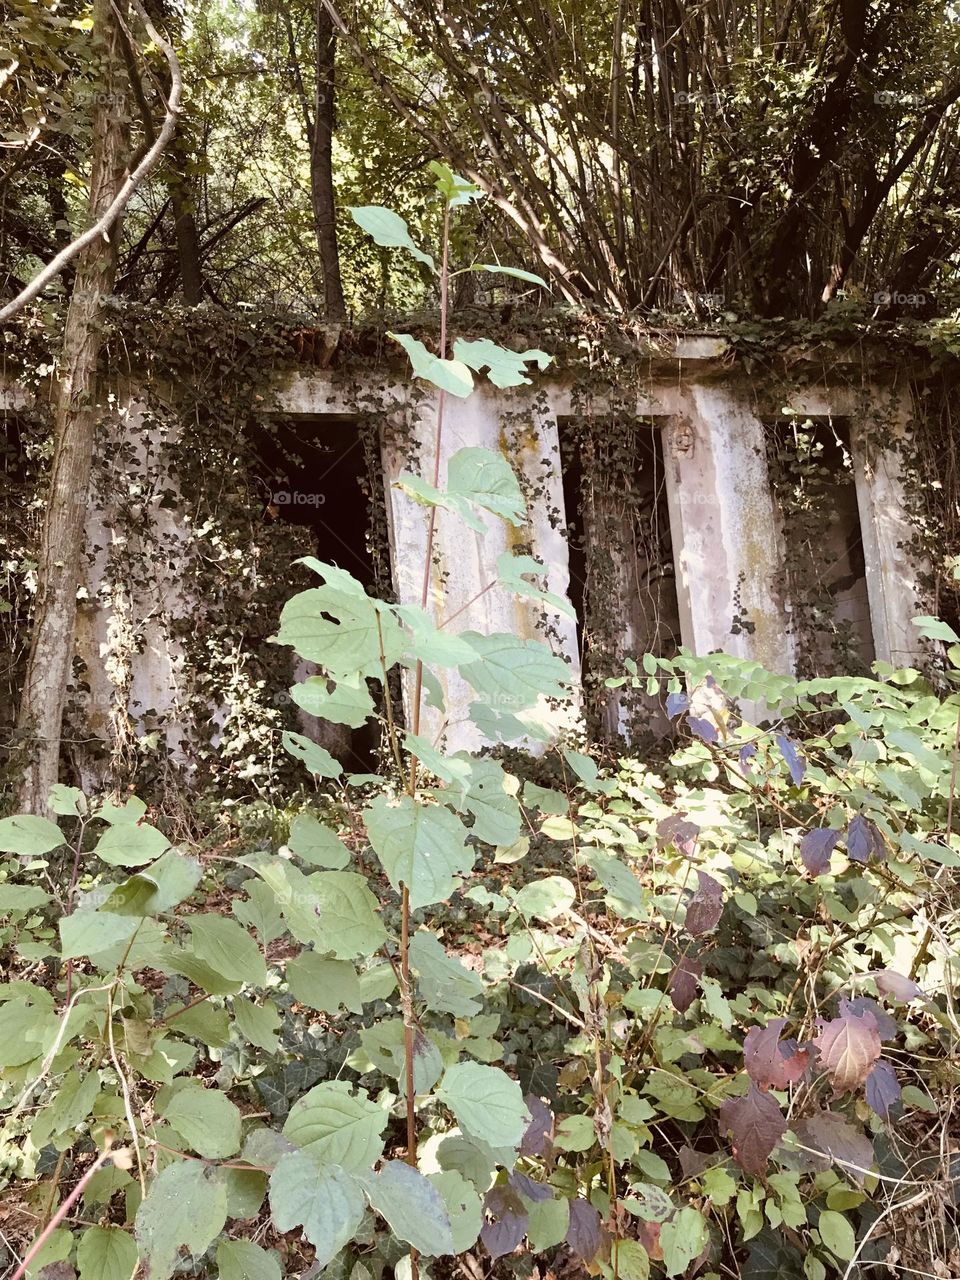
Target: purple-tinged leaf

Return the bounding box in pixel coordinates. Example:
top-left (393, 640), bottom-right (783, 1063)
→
top-left (666, 691), bottom-right (689, 719)
top-left (846, 814), bottom-right (885, 863)
top-left (793, 1111), bottom-right (875, 1185)
top-left (508, 1171), bottom-right (552, 1203)
top-left (815, 1002), bottom-right (881, 1094)
top-left (739, 743), bottom-right (758, 774)
top-left (685, 871), bottom-right (724, 935)
top-left (776, 733), bottom-right (806, 786)
top-left (669, 954), bottom-right (703, 1013)
top-left (656, 815), bottom-right (700, 856)
top-left (566, 1198), bottom-right (602, 1262)
top-left (872, 969), bottom-right (924, 1003)
top-left (519, 1094), bottom-right (553, 1157)
top-left (744, 1018), bottom-right (813, 1091)
top-left (719, 1082), bottom-right (787, 1175)
top-left (845, 996), bottom-right (898, 1042)
top-left (799, 827), bottom-right (840, 876)
top-left (481, 1186), bottom-right (528, 1260)
top-left (688, 716), bottom-right (719, 744)
top-left (865, 1059), bottom-right (902, 1118)
top-left (678, 1145), bottom-right (710, 1179)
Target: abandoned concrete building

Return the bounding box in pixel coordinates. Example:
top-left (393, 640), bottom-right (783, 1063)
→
top-left (0, 320), bottom-right (934, 787)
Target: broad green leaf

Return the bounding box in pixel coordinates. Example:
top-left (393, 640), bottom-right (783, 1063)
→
top-left (394, 603), bottom-right (481, 667)
top-left (497, 551), bottom-right (576, 619)
top-left (23, 1227), bottom-right (71, 1277)
top-left (312, 869), bottom-right (388, 958)
top-left (215, 1165), bottom-right (268, 1219)
top-left (276, 580), bottom-right (404, 677)
top-left (288, 813), bottom-right (351, 868)
top-left (233, 996), bottom-right (281, 1052)
top-left (512, 875), bottom-right (575, 920)
top-left (436, 1062), bottom-right (529, 1149)
top-left (460, 631), bottom-right (570, 710)
top-left (661, 1206), bottom-right (709, 1276)
top-left (189, 915), bottom-right (267, 987)
top-left (166, 946), bottom-right (244, 996)
top-left (287, 953), bottom-right (363, 1013)
top-left (166, 1000), bottom-right (231, 1048)
top-left (0, 814), bottom-right (64, 856)
top-left (244, 858), bottom-right (324, 947)
top-left (217, 1239), bottom-right (282, 1280)
top-left (99, 796), bottom-right (148, 824)
top-left (234, 878), bottom-right (284, 944)
top-left (911, 614), bottom-right (960, 643)
top-left (352, 1018), bottom-right (444, 1093)
top-left (429, 1170), bottom-right (483, 1252)
top-left (609, 1239), bottom-right (650, 1280)
top-left (349, 205), bottom-right (435, 269)
top-left (445, 756), bottom-right (522, 846)
top-left (0, 883), bottom-right (50, 912)
top-left (135, 1160), bottom-right (228, 1280)
top-left (527, 1194), bottom-right (569, 1251)
top-left (164, 1084), bottom-right (243, 1157)
top-left (60, 909), bottom-right (140, 959)
top-left (410, 929), bottom-right (484, 1016)
top-left (282, 1081), bottom-right (387, 1169)
top-left (818, 1209), bottom-right (855, 1261)
top-left (49, 784), bottom-right (85, 816)
top-left (270, 1153), bottom-right (364, 1266)
top-left (282, 731), bottom-right (342, 779)
top-left (94, 821), bottom-right (170, 867)
top-left (453, 338), bottom-right (552, 389)
top-left (469, 263), bottom-right (549, 287)
top-left (365, 795), bottom-right (473, 909)
top-left (291, 677), bottom-right (375, 728)
top-left (390, 333), bottom-right (473, 397)
top-left (448, 446), bottom-right (526, 523)
top-left (32, 1067), bottom-right (100, 1146)
top-left (362, 1160), bottom-right (455, 1257)
top-left (77, 1225), bottom-right (138, 1280)
top-left (428, 161), bottom-right (482, 206)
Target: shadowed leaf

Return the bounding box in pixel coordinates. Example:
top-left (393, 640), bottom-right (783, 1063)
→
top-left (815, 1003), bottom-right (881, 1094)
top-left (481, 1185), bottom-right (527, 1260)
top-left (799, 827), bottom-right (840, 876)
top-left (793, 1111), bottom-right (875, 1185)
top-left (685, 871), bottom-right (724, 935)
top-left (566, 1198), bottom-right (603, 1262)
top-left (865, 1059), bottom-right (902, 1118)
top-left (668, 954), bottom-right (703, 1013)
top-left (719, 1083), bottom-right (786, 1175)
top-left (744, 1018), bottom-right (813, 1090)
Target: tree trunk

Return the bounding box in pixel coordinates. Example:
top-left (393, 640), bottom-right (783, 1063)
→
top-left (15, 0), bottom-right (129, 814)
top-left (168, 128), bottom-right (204, 304)
top-left (311, 0), bottom-right (346, 322)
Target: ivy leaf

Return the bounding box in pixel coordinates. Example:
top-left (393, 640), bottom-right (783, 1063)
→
top-left (216, 1239), bottom-right (282, 1280)
top-left (189, 915), bottom-right (267, 987)
top-left (437, 1062), bottom-right (530, 1149)
top-left (799, 828), bottom-right (840, 876)
top-left (744, 1018), bottom-right (813, 1090)
top-left (365, 795), bottom-right (473, 910)
top-left (135, 1160), bottom-right (228, 1280)
top-left (480, 1185), bottom-right (528, 1260)
top-left (776, 733), bottom-right (806, 786)
top-left (282, 731), bottom-right (342, 779)
top-left (390, 332), bottom-right (473, 397)
top-left (792, 1111), bottom-right (875, 1185)
top-left (0, 814), bottom-right (64, 856)
top-left (684, 871), bottom-right (724, 935)
top-left (846, 814), bottom-right (885, 863)
top-left (164, 1084), bottom-right (242, 1158)
top-left (348, 206), bottom-right (435, 269)
top-left (362, 1160), bottom-right (456, 1257)
top-left (288, 813), bottom-right (350, 868)
top-left (814, 1003), bottom-right (881, 1094)
top-left (452, 338), bottom-right (551, 389)
top-left (865, 1059), bottom-right (902, 1117)
top-left (661, 1206), bottom-right (709, 1277)
top-left (76, 1225), bottom-right (137, 1280)
top-left (719, 1083), bottom-right (787, 1175)
top-left (282, 1081), bottom-right (386, 1169)
top-left (565, 1198), bottom-right (603, 1262)
top-left (269, 1153), bottom-right (364, 1268)
top-left (94, 821), bottom-right (170, 867)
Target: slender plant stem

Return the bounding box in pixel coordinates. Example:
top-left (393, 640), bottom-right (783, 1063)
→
top-left (11, 1149), bottom-right (113, 1280)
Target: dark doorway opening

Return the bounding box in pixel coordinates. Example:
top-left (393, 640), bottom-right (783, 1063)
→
top-left (253, 415), bottom-right (384, 771)
top-left (767, 416), bottom-right (874, 676)
top-left (559, 416), bottom-right (681, 741)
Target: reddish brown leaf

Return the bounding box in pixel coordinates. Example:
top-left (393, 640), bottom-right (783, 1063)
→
top-left (814, 1002), bottom-right (881, 1094)
top-left (793, 1110), bottom-right (875, 1186)
top-left (685, 871), bottom-right (724, 935)
top-left (846, 815), bottom-right (885, 863)
top-left (872, 969), bottom-right (924, 1003)
top-left (656, 814), bottom-right (700, 856)
top-left (668, 954), bottom-right (703, 1013)
top-left (865, 1059), bottom-right (902, 1118)
top-left (719, 1082), bottom-right (787, 1175)
top-left (744, 1018), bottom-right (813, 1091)
top-left (638, 1219), bottom-right (663, 1261)
top-left (845, 995), bottom-right (897, 1041)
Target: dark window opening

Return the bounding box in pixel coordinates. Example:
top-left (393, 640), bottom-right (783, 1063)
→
top-left (767, 417), bottom-right (874, 676)
top-left (559, 416), bottom-right (681, 741)
top-left (253, 415), bottom-right (385, 772)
